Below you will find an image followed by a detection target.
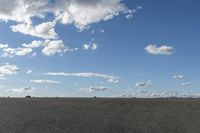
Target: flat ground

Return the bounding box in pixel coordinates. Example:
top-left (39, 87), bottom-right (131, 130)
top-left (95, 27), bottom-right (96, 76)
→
top-left (0, 98), bottom-right (200, 133)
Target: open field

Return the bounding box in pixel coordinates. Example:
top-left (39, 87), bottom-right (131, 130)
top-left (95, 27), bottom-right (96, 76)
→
top-left (0, 98), bottom-right (200, 133)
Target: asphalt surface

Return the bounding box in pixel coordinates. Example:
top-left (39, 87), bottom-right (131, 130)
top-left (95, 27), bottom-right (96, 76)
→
top-left (0, 98), bottom-right (200, 133)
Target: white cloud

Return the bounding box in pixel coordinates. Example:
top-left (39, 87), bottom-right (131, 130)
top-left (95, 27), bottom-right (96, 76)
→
top-left (64, 47), bottom-right (79, 52)
top-left (82, 43), bottom-right (98, 50)
top-left (11, 22), bottom-right (57, 39)
top-left (22, 40), bottom-right (43, 48)
top-left (125, 6), bottom-right (142, 20)
top-left (122, 90), bottom-right (178, 98)
top-left (9, 87), bottom-right (34, 93)
top-left (27, 70), bottom-right (32, 74)
top-left (158, 91), bottom-right (178, 98)
top-left (0, 64), bottom-right (19, 75)
top-left (45, 72), bottom-right (119, 81)
top-left (0, 0), bottom-right (50, 23)
top-left (23, 40), bottom-right (68, 56)
top-left (107, 78), bottom-right (119, 83)
top-left (135, 80), bottom-right (153, 88)
top-left (82, 86), bottom-right (109, 93)
top-left (1, 40), bottom-right (71, 57)
top-left (136, 6), bottom-right (143, 10)
top-left (178, 93), bottom-right (200, 98)
top-left (126, 14), bottom-right (133, 19)
top-left (82, 44), bottom-right (90, 50)
top-left (42, 40), bottom-right (65, 56)
top-left (2, 47), bottom-right (33, 57)
top-left (173, 75), bottom-right (185, 80)
top-left (122, 91), bottom-right (200, 98)
top-left (145, 45), bottom-right (175, 55)
top-left (54, 0), bottom-right (132, 30)
top-left (0, 0), bottom-right (132, 39)
top-left (0, 43), bottom-right (8, 49)
top-left (30, 79), bottom-right (61, 84)
top-left (91, 43), bottom-right (98, 50)
top-left (181, 82), bottom-right (191, 86)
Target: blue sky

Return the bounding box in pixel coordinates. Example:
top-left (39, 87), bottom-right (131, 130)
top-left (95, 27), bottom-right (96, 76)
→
top-left (0, 0), bottom-right (199, 97)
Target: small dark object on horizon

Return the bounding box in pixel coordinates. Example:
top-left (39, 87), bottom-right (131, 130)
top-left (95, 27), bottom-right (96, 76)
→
top-left (93, 96), bottom-right (97, 98)
top-left (25, 95), bottom-right (31, 98)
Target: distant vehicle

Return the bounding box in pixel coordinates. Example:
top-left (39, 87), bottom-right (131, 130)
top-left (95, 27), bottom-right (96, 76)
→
top-left (93, 96), bottom-right (97, 98)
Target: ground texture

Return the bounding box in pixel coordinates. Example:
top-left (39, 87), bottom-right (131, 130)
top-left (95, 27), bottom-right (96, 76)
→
top-left (0, 98), bottom-right (200, 133)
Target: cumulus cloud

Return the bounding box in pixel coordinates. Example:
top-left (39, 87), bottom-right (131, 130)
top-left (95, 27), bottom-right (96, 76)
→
top-left (23, 40), bottom-right (66, 56)
top-left (2, 47), bottom-right (33, 57)
top-left (30, 79), bottom-right (61, 84)
top-left (1, 40), bottom-right (69, 57)
top-left (22, 40), bottom-right (43, 48)
top-left (122, 90), bottom-right (178, 98)
top-left (178, 93), bottom-right (200, 98)
top-left (64, 47), bottom-right (79, 52)
top-left (0, 0), bottom-right (50, 23)
top-left (27, 70), bottom-right (32, 74)
top-left (0, 64), bottom-right (19, 75)
top-left (135, 80), bottom-right (153, 88)
top-left (82, 86), bottom-right (109, 93)
top-left (0, 43), bottom-right (8, 49)
top-left (173, 75), bottom-right (185, 80)
top-left (42, 40), bottom-right (65, 56)
top-left (1, 41), bottom-right (45, 58)
top-left (82, 43), bottom-right (98, 50)
top-left (0, 0), bottom-right (133, 39)
top-left (145, 45), bottom-right (175, 55)
top-left (122, 91), bottom-right (200, 98)
top-left (9, 86), bottom-right (34, 93)
top-left (181, 82), bottom-right (191, 86)
top-left (11, 22), bottom-right (57, 39)
top-left (82, 44), bottom-right (90, 50)
top-left (91, 43), bottom-right (98, 50)
top-left (45, 72), bottom-right (119, 82)
top-left (54, 0), bottom-right (132, 30)
top-left (157, 91), bottom-right (178, 98)
top-left (125, 14), bottom-right (133, 19)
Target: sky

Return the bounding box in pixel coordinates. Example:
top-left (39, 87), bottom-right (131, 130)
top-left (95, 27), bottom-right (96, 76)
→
top-left (0, 0), bottom-right (200, 97)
